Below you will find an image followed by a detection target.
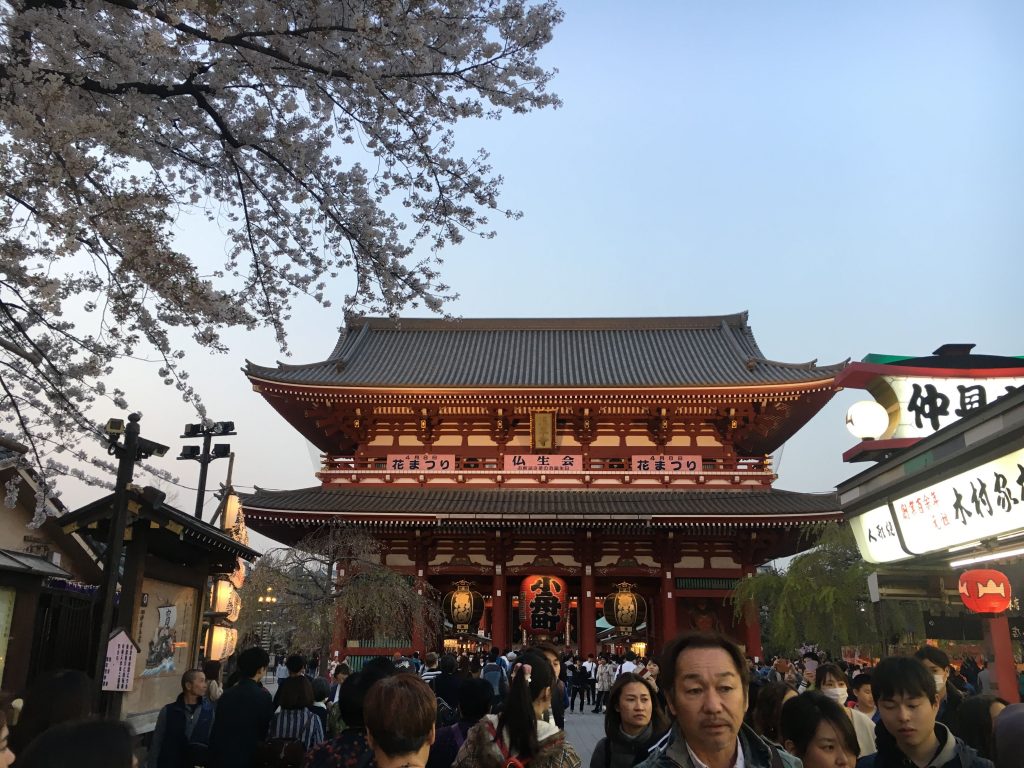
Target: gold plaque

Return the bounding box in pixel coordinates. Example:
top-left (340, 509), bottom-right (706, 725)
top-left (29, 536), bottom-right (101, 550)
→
top-left (531, 410), bottom-right (557, 452)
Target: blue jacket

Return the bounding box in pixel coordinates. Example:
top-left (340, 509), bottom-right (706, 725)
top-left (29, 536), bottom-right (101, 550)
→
top-left (855, 722), bottom-right (992, 768)
top-left (149, 694), bottom-right (215, 768)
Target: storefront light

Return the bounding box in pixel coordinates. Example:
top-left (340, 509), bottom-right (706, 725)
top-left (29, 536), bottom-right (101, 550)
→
top-left (950, 545), bottom-right (1024, 569)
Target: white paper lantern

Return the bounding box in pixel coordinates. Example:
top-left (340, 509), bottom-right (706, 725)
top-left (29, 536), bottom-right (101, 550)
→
top-left (845, 400), bottom-right (890, 440)
top-left (208, 626), bottom-right (237, 660)
top-left (212, 579), bottom-right (242, 621)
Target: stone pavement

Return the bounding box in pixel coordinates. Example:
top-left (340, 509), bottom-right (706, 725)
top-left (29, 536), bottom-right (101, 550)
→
top-left (562, 705), bottom-right (607, 767)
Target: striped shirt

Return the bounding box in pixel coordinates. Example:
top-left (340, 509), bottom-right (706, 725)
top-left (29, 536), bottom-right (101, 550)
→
top-left (421, 668), bottom-right (441, 687)
top-left (268, 707), bottom-right (324, 749)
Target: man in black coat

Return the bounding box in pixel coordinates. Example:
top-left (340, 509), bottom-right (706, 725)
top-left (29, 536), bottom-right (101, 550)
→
top-left (207, 647), bottom-right (274, 768)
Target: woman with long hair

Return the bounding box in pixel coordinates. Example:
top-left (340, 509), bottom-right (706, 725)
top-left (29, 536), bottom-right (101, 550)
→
top-left (589, 673), bottom-right (669, 768)
top-left (453, 650), bottom-right (581, 768)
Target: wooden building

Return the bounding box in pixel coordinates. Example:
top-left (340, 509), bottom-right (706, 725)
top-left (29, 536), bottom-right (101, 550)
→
top-left (241, 314), bottom-right (845, 660)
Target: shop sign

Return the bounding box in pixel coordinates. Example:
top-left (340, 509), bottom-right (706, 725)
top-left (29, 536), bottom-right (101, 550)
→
top-left (851, 446), bottom-right (1024, 564)
top-left (878, 376), bottom-right (1024, 440)
top-left (386, 453), bottom-right (455, 471)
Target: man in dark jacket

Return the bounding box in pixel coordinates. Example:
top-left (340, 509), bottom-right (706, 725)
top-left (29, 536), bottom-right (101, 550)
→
top-left (914, 646), bottom-right (965, 737)
top-left (856, 657), bottom-right (991, 768)
top-left (148, 669), bottom-right (214, 768)
top-left (207, 646), bottom-right (274, 768)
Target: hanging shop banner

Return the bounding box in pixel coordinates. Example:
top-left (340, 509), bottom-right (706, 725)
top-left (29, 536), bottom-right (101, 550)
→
top-left (631, 455), bottom-right (701, 473)
top-left (386, 454), bottom-right (456, 472)
top-left (851, 445), bottom-right (1024, 564)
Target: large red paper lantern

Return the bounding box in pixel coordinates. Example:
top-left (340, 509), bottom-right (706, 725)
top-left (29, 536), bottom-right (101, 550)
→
top-left (519, 575), bottom-right (568, 637)
top-left (958, 569), bottom-right (1012, 614)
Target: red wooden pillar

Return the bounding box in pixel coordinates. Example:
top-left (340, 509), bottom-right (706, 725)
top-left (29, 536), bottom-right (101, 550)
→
top-left (988, 615), bottom-right (1020, 703)
top-left (580, 570), bottom-right (596, 658)
top-left (491, 572), bottom-right (508, 650)
top-left (742, 599), bottom-right (764, 659)
top-left (659, 570), bottom-right (677, 649)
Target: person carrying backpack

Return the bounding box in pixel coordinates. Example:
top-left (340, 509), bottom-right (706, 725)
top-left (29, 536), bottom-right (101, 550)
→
top-left (481, 647), bottom-right (510, 712)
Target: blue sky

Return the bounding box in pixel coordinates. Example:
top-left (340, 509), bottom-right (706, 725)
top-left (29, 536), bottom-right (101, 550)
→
top-left (61, 1), bottom-right (1023, 547)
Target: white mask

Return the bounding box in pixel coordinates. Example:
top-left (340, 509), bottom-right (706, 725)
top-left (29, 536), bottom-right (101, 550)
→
top-left (934, 674), bottom-right (946, 693)
top-left (823, 686), bottom-right (847, 704)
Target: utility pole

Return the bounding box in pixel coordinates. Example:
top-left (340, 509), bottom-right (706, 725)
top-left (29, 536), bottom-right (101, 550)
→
top-left (93, 413), bottom-right (168, 712)
top-left (179, 421), bottom-right (236, 519)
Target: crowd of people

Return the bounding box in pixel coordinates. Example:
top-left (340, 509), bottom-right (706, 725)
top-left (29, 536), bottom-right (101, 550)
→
top-left (1, 637), bottom-right (1023, 768)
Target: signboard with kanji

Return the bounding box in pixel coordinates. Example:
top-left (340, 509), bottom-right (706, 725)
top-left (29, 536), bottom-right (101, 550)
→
top-left (879, 376), bottom-right (1024, 439)
top-left (504, 454), bottom-right (580, 472)
top-left (851, 445), bottom-right (1024, 563)
top-left (519, 575), bottom-right (568, 637)
top-left (385, 454), bottom-right (456, 472)
top-left (631, 455), bottom-right (701, 473)
top-left (102, 628), bottom-right (140, 692)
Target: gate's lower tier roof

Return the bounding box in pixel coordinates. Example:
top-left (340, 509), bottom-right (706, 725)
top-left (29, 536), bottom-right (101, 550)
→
top-left (240, 487), bottom-right (841, 546)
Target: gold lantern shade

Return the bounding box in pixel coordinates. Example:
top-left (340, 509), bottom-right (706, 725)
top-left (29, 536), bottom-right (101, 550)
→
top-left (442, 581), bottom-right (485, 634)
top-left (208, 626), bottom-right (238, 660)
top-left (603, 582), bottom-right (647, 632)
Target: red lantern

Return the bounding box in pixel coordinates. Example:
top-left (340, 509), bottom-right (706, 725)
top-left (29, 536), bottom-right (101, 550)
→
top-left (958, 569), bottom-right (1012, 614)
top-left (519, 575), bottom-right (568, 637)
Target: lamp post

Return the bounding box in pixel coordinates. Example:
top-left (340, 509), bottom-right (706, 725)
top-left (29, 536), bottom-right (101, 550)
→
top-left (179, 421), bottom-right (236, 519)
top-left (93, 413), bottom-right (168, 711)
top-left (257, 587), bottom-right (278, 654)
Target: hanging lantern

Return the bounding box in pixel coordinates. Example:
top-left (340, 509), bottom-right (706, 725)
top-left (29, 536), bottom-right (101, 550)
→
top-left (603, 582), bottom-right (647, 633)
top-left (212, 579), bottom-right (242, 622)
top-left (228, 557), bottom-right (246, 590)
top-left (208, 626), bottom-right (238, 660)
top-left (959, 569), bottom-right (1012, 614)
top-left (442, 581), bottom-right (485, 634)
top-left (519, 575), bottom-right (568, 638)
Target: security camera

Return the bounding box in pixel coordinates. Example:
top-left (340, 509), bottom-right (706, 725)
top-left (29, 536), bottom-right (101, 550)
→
top-left (105, 418), bottom-right (125, 436)
top-left (137, 437), bottom-right (169, 459)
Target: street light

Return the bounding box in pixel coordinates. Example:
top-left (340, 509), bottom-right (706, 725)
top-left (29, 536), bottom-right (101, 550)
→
top-left (178, 420), bottom-right (236, 519)
top-left (257, 587), bottom-right (278, 651)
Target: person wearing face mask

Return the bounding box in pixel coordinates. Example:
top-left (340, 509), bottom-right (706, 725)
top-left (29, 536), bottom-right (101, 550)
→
top-left (913, 646), bottom-right (965, 738)
top-left (814, 664), bottom-right (876, 757)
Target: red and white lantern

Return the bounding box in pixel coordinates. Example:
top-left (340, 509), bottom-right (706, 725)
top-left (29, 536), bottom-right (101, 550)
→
top-left (958, 569), bottom-right (1012, 614)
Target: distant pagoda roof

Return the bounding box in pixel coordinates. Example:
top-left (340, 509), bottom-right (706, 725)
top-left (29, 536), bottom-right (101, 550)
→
top-left (245, 312), bottom-right (847, 390)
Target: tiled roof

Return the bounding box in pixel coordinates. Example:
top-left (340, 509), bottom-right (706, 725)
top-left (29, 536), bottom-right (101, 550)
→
top-left (0, 548), bottom-right (71, 578)
top-left (245, 313), bottom-right (847, 389)
top-left (239, 486), bottom-right (840, 523)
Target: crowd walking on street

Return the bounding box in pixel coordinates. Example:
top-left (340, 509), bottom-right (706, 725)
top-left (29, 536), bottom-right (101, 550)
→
top-left (2, 634), bottom-right (1024, 768)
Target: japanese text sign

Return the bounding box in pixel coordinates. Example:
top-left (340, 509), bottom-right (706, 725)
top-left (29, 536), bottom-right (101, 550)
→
top-left (504, 454), bottom-right (579, 472)
top-left (102, 629), bottom-right (139, 692)
top-left (851, 446), bottom-right (1024, 563)
top-left (386, 454), bottom-right (455, 472)
top-left (631, 455), bottom-right (701, 473)
top-left (519, 575), bottom-right (567, 636)
top-left (883, 376), bottom-right (1024, 439)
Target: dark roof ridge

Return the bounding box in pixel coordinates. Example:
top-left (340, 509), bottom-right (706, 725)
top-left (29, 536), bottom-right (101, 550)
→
top-left (343, 312), bottom-right (751, 333)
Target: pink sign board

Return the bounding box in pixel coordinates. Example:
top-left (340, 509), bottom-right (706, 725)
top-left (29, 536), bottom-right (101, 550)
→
top-left (385, 454), bottom-right (456, 471)
top-left (503, 454), bottom-right (581, 472)
top-left (102, 629), bottom-right (139, 692)
top-left (631, 455), bottom-right (701, 473)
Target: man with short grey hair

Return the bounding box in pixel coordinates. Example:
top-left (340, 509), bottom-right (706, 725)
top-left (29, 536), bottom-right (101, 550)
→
top-left (637, 633), bottom-right (799, 768)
